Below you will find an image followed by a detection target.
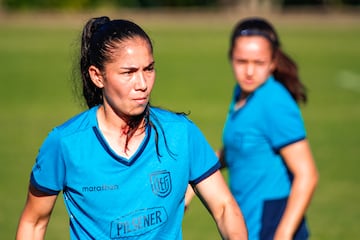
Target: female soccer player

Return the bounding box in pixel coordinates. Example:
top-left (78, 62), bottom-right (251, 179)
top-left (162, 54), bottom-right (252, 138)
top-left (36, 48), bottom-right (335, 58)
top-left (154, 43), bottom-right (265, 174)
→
top-left (16, 16), bottom-right (247, 240)
top-left (218, 17), bottom-right (318, 240)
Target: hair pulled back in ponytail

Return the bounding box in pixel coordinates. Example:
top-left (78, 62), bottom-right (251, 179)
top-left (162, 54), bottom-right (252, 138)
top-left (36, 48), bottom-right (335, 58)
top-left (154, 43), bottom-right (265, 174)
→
top-left (229, 17), bottom-right (307, 104)
top-left (80, 16), bottom-right (110, 108)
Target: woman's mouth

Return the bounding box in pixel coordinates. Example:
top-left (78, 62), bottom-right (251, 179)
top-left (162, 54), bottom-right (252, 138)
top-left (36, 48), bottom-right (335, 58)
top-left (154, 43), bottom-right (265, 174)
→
top-left (134, 97), bottom-right (148, 105)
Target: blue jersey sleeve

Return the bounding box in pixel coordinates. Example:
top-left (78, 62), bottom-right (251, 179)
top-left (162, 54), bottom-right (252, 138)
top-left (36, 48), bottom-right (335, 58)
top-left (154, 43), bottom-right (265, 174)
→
top-left (186, 120), bottom-right (220, 185)
top-left (263, 88), bottom-right (306, 151)
top-left (30, 128), bottom-right (65, 194)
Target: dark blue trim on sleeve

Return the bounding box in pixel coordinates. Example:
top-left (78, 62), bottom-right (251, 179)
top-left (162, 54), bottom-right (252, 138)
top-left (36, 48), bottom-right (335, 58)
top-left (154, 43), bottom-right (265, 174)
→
top-left (190, 161), bottom-right (221, 185)
top-left (30, 173), bottom-right (60, 195)
top-left (274, 136), bottom-right (306, 152)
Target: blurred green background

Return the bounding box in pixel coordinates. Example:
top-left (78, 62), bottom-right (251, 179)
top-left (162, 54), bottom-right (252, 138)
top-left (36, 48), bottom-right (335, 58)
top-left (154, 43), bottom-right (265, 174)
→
top-left (0, 6), bottom-right (359, 240)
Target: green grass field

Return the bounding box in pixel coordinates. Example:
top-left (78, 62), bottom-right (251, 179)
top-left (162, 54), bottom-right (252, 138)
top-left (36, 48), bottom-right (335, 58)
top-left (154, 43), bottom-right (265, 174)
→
top-left (1, 11), bottom-right (359, 239)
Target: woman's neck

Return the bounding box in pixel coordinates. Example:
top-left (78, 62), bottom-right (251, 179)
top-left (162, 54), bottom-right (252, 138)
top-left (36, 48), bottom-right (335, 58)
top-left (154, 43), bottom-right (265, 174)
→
top-left (235, 92), bottom-right (250, 110)
top-left (97, 105), bottom-right (146, 158)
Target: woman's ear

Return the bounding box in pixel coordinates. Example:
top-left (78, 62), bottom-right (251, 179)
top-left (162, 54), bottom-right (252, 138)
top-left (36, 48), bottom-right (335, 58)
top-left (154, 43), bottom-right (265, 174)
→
top-left (270, 51), bottom-right (279, 72)
top-left (270, 60), bottom-right (276, 73)
top-left (269, 54), bottom-right (278, 73)
top-left (88, 65), bottom-right (104, 88)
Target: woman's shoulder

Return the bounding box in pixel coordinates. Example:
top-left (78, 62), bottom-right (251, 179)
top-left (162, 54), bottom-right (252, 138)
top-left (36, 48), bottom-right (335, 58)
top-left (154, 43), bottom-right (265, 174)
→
top-left (150, 106), bottom-right (189, 122)
top-left (38, 107), bottom-right (97, 148)
top-left (258, 76), bottom-right (296, 104)
top-left (149, 106), bottom-right (207, 140)
top-left (54, 107), bottom-right (97, 135)
top-left (149, 106), bottom-right (199, 132)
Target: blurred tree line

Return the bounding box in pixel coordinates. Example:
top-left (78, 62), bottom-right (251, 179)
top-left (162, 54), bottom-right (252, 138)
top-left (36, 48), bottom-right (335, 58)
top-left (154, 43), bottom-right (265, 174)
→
top-left (1, 0), bottom-right (359, 10)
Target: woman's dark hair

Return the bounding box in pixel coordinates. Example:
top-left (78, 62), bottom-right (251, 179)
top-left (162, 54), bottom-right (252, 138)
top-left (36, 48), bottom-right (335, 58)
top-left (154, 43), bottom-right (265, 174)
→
top-left (77, 16), bottom-right (174, 156)
top-left (229, 17), bottom-right (307, 103)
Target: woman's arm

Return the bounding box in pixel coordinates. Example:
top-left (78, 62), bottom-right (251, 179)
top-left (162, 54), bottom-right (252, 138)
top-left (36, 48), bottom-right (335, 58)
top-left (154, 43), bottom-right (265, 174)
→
top-left (274, 139), bottom-right (319, 240)
top-left (194, 170), bottom-right (248, 239)
top-left (16, 184), bottom-right (58, 240)
top-left (185, 147), bottom-right (227, 210)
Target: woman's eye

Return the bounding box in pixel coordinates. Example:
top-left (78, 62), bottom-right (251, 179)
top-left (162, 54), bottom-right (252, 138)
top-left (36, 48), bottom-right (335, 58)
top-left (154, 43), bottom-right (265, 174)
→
top-left (122, 70), bottom-right (134, 75)
top-left (145, 65), bottom-right (155, 72)
top-left (255, 60), bottom-right (267, 66)
top-left (234, 59), bottom-right (246, 65)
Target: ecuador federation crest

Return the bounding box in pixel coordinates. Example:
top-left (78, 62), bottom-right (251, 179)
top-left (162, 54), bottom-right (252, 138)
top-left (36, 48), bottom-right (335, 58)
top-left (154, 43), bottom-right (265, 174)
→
top-left (150, 170), bottom-right (172, 197)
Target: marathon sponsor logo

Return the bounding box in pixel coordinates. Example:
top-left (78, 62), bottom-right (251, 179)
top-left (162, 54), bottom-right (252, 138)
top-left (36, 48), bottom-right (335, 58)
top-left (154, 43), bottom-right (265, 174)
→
top-left (110, 207), bottom-right (168, 238)
top-left (82, 184), bottom-right (119, 192)
top-left (150, 170), bottom-right (172, 197)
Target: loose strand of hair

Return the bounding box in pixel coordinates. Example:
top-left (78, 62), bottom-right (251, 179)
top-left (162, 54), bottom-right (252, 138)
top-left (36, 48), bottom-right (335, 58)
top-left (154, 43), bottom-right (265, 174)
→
top-left (149, 107), bottom-right (179, 160)
top-left (122, 107), bottom-right (148, 153)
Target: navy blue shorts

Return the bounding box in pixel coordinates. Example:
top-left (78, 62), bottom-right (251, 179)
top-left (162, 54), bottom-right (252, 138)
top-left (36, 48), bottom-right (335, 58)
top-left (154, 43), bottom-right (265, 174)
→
top-left (260, 197), bottom-right (309, 240)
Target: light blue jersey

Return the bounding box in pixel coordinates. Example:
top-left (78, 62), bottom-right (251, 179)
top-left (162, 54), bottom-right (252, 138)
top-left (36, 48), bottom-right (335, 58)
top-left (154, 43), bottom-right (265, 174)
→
top-left (223, 76), bottom-right (308, 240)
top-left (31, 106), bottom-right (220, 239)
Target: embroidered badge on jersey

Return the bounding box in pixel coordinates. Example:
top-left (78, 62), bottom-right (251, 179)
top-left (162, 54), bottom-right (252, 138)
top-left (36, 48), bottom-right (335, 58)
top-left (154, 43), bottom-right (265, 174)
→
top-left (150, 170), bottom-right (172, 197)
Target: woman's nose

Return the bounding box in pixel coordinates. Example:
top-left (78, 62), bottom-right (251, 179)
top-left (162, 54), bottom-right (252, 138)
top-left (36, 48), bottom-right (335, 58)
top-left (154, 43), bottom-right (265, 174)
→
top-left (246, 64), bottom-right (254, 76)
top-left (135, 72), bottom-right (147, 91)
